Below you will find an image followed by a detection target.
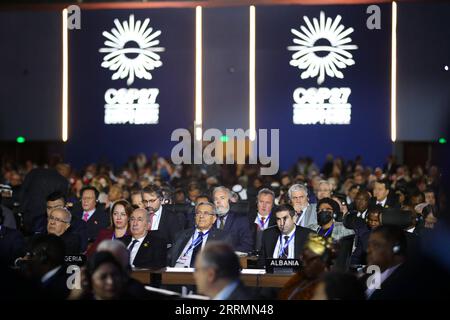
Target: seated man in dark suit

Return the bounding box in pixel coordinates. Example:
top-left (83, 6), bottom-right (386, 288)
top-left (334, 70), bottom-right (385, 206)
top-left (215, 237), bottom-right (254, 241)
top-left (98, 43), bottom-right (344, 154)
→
top-left (72, 186), bottom-right (110, 245)
top-left (248, 188), bottom-right (277, 252)
top-left (365, 225), bottom-right (407, 299)
top-left (185, 194), bottom-right (210, 229)
top-left (213, 186), bottom-right (253, 252)
top-left (46, 191), bottom-right (88, 252)
top-left (46, 207), bottom-right (81, 255)
top-left (193, 241), bottom-right (254, 300)
top-left (26, 234), bottom-right (71, 299)
top-left (141, 185), bottom-right (183, 247)
top-left (0, 208), bottom-right (26, 266)
top-left (121, 208), bottom-right (167, 269)
top-left (260, 204), bottom-right (313, 264)
top-left (169, 201), bottom-right (228, 267)
top-left (370, 179), bottom-right (400, 209)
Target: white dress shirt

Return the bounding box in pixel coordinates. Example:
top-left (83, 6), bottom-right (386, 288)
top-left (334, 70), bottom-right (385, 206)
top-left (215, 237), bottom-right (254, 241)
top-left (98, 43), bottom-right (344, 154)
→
top-left (175, 229), bottom-right (210, 268)
top-left (376, 198), bottom-right (387, 207)
top-left (150, 205), bottom-right (163, 230)
top-left (254, 213), bottom-right (270, 230)
top-left (128, 234), bottom-right (147, 267)
top-left (357, 209), bottom-right (368, 219)
top-left (273, 227), bottom-right (296, 259)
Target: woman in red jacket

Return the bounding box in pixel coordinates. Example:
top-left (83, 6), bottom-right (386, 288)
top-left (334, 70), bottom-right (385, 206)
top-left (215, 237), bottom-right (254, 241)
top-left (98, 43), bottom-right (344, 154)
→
top-left (86, 199), bottom-right (132, 257)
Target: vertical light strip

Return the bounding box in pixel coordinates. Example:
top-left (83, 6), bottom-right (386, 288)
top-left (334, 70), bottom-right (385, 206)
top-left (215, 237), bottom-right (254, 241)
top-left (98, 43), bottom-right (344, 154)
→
top-left (249, 5), bottom-right (256, 141)
top-left (195, 6), bottom-right (203, 141)
top-left (391, 1), bottom-right (397, 142)
top-left (62, 9), bottom-right (69, 142)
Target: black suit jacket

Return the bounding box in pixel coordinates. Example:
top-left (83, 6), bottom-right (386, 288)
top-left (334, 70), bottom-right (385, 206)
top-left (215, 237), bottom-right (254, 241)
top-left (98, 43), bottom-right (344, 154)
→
top-left (367, 263), bottom-right (407, 300)
top-left (369, 193), bottom-right (400, 209)
top-left (226, 281), bottom-right (254, 300)
top-left (260, 225), bottom-right (313, 263)
top-left (248, 210), bottom-right (277, 252)
top-left (0, 226), bottom-right (26, 266)
top-left (215, 211), bottom-right (254, 253)
top-left (41, 265), bottom-right (71, 300)
top-left (68, 214), bottom-right (88, 252)
top-left (122, 232), bottom-right (167, 269)
top-left (156, 206), bottom-right (184, 246)
top-left (73, 206), bottom-right (110, 243)
top-left (168, 227), bottom-right (228, 267)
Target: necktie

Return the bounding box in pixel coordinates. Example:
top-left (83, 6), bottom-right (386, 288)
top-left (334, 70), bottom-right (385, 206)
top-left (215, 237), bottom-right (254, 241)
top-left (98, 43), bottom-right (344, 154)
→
top-left (190, 232), bottom-right (204, 267)
top-left (295, 210), bottom-right (303, 225)
top-left (148, 212), bottom-right (155, 230)
top-left (259, 217), bottom-right (266, 230)
top-left (82, 212), bottom-right (89, 222)
top-left (219, 216), bottom-right (225, 230)
top-left (128, 239), bottom-right (139, 253)
top-left (281, 235), bottom-right (290, 259)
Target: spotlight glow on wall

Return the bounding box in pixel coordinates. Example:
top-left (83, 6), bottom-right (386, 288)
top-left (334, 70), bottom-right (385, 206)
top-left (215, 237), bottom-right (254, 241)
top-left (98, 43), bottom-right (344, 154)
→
top-left (62, 8), bottom-right (69, 142)
top-left (195, 6), bottom-right (203, 142)
top-left (391, 1), bottom-right (397, 142)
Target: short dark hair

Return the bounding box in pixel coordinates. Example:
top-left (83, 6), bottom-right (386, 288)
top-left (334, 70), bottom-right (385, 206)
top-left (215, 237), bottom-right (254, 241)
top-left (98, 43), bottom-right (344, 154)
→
top-left (376, 179), bottom-right (391, 191)
top-left (348, 184), bottom-right (360, 193)
top-left (317, 197), bottom-right (340, 215)
top-left (371, 225), bottom-right (407, 256)
top-left (274, 204), bottom-right (296, 218)
top-left (142, 184), bottom-right (163, 198)
top-left (80, 186), bottom-right (99, 199)
top-left (422, 204), bottom-right (438, 219)
top-left (201, 241), bottom-right (240, 280)
top-left (367, 204), bottom-right (384, 216)
top-left (46, 191), bottom-right (66, 203)
top-left (321, 272), bottom-right (365, 300)
top-left (196, 193), bottom-right (211, 202)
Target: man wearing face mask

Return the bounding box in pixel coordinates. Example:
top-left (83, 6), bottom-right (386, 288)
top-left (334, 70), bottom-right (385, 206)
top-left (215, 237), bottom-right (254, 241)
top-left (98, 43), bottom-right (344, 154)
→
top-left (212, 186), bottom-right (253, 253)
top-left (307, 198), bottom-right (354, 241)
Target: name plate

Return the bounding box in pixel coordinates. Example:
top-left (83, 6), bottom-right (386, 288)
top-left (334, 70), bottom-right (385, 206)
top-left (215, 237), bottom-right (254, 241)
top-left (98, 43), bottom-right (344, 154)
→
top-left (265, 259), bottom-right (301, 274)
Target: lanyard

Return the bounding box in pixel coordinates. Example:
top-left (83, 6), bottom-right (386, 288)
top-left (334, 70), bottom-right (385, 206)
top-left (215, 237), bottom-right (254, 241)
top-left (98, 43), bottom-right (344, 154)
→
top-left (318, 223), bottom-right (334, 237)
top-left (183, 230), bottom-right (210, 257)
top-left (257, 213), bottom-right (271, 229)
top-left (278, 232), bottom-right (295, 258)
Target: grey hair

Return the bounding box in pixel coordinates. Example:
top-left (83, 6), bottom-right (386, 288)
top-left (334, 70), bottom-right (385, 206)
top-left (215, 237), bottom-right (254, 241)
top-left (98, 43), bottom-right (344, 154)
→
top-left (212, 186), bottom-right (232, 200)
top-left (288, 184), bottom-right (308, 200)
top-left (195, 201), bottom-right (217, 215)
top-left (319, 180), bottom-right (332, 189)
top-left (132, 208), bottom-right (151, 223)
top-left (50, 207), bottom-right (72, 224)
top-left (257, 188), bottom-right (275, 202)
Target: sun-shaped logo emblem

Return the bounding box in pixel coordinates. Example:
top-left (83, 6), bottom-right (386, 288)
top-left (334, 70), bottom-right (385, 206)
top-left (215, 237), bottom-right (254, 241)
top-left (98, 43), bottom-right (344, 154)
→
top-left (99, 15), bottom-right (165, 86)
top-left (288, 11), bottom-right (358, 85)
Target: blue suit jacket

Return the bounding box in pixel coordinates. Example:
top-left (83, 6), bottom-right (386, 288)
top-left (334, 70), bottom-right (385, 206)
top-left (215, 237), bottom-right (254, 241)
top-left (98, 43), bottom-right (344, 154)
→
top-left (214, 211), bottom-right (254, 253)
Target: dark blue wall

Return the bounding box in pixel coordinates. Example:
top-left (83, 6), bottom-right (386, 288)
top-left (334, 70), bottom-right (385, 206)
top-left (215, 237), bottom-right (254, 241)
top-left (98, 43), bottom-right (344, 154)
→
top-left (256, 5), bottom-right (392, 170)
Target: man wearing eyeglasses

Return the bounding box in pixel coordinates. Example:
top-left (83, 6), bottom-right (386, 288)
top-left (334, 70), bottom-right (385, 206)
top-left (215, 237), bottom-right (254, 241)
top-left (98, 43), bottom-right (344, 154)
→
top-left (141, 185), bottom-right (183, 246)
top-left (46, 207), bottom-right (81, 255)
top-left (168, 202), bottom-right (228, 267)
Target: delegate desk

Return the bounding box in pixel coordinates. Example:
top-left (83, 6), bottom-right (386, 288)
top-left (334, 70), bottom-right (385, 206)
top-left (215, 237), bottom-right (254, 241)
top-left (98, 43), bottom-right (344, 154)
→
top-left (131, 268), bottom-right (292, 288)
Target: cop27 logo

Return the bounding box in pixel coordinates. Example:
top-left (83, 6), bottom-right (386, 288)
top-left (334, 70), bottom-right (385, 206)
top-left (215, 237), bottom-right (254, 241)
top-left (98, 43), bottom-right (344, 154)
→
top-left (99, 15), bottom-right (165, 86)
top-left (288, 11), bottom-right (358, 85)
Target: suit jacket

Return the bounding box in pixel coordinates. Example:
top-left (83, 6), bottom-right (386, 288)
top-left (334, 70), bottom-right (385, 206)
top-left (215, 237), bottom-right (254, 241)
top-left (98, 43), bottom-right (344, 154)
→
top-left (155, 205), bottom-right (184, 247)
top-left (215, 211), bottom-right (254, 253)
top-left (60, 230), bottom-right (82, 255)
top-left (307, 221), bottom-right (354, 241)
top-left (85, 228), bottom-right (128, 257)
top-left (226, 281), bottom-right (254, 300)
top-left (367, 263), bottom-right (407, 300)
top-left (369, 193), bottom-right (400, 209)
top-left (0, 226), bottom-right (26, 266)
top-left (260, 225), bottom-right (313, 263)
top-left (248, 210), bottom-right (277, 252)
top-left (73, 206), bottom-right (110, 244)
top-left (168, 227), bottom-right (229, 267)
top-left (68, 214), bottom-right (88, 253)
top-left (295, 203), bottom-right (317, 228)
top-left (122, 232), bottom-right (167, 269)
top-left (40, 265), bottom-right (71, 300)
